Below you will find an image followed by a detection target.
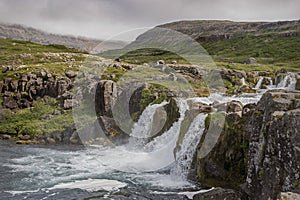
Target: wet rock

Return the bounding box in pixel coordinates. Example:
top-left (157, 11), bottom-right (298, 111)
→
top-left (98, 116), bottom-right (128, 145)
top-left (275, 68), bottom-right (288, 75)
top-left (70, 132), bottom-right (80, 144)
top-left (193, 187), bottom-right (242, 200)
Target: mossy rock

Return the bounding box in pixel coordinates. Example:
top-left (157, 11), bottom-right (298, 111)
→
top-left (196, 112), bottom-right (250, 188)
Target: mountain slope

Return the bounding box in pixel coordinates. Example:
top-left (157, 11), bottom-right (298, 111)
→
top-left (0, 23), bottom-right (126, 53)
top-left (117, 20), bottom-right (300, 71)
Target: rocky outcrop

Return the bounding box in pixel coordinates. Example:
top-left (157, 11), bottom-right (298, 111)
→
top-left (0, 71), bottom-right (74, 109)
top-left (245, 90), bottom-right (300, 199)
top-left (195, 100), bottom-right (253, 188)
top-left (95, 80), bottom-right (117, 117)
top-left (194, 90), bottom-right (300, 199)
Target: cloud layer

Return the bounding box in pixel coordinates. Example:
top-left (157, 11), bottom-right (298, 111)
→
top-left (0, 0), bottom-right (299, 40)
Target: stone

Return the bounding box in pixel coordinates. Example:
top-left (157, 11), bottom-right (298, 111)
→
top-left (244, 57), bottom-right (257, 65)
top-left (19, 135), bottom-right (31, 140)
top-left (46, 137), bottom-right (56, 144)
top-left (3, 96), bottom-right (18, 109)
top-left (275, 68), bottom-right (288, 75)
top-left (70, 132), bottom-right (80, 144)
top-left (227, 100), bottom-right (243, 113)
top-left (65, 70), bottom-right (78, 78)
top-left (1, 134), bottom-right (12, 140)
top-left (95, 80), bottom-right (117, 117)
top-left (157, 60), bottom-right (165, 65)
top-left (63, 99), bottom-right (78, 109)
top-left (193, 187), bottom-right (242, 200)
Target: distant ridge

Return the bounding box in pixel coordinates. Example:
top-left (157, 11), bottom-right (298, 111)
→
top-left (0, 23), bottom-right (127, 53)
top-left (155, 19), bottom-right (300, 42)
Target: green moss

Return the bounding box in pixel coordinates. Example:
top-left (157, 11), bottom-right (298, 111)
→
top-left (131, 84), bottom-right (169, 122)
top-left (101, 67), bottom-right (127, 82)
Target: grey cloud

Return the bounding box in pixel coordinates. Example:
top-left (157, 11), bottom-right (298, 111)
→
top-left (0, 0), bottom-right (299, 40)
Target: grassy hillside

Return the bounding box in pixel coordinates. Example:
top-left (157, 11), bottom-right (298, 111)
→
top-left (106, 20), bottom-right (300, 72)
top-left (0, 38), bottom-right (87, 80)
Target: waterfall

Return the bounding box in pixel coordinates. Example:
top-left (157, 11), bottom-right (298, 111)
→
top-left (143, 99), bottom-right (189, 152)
top-left (241, 78), bottom-right (246, 86)
top-left (131, 101), bottom-right (168, 139)
top-left (277, 72), bottom-right (297, 90)
top-left (171, 113), bottom-right (207, 178)
top-left (254, 77), bottom-right (264, 89)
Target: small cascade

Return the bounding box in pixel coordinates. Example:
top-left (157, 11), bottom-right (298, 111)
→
top-left (170, 113), bottom-right (207, 178)
top-left (277, 72), bottom-right (297, 90)
top-left (268, 77), bottom-right (274, 86)
top-left (143, 99), bottom-right (189, 152)
top-left (241, 78), bottom-right (246, 86)
top-left (254, 77), bottom-right (264, 89)
top-left (131, 101), bottom-right (168, 139)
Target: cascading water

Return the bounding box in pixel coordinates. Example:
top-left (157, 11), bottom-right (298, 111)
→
top-left (277, 72), bottom-right (297, 90)
top-left (131, 101), bottom-right (168, 139)
top-left (128, 101), bottom-right (168, 149)
top-left (143, 99), bottom-right (189, 153)
top-left (255, 77), bottom-right (264, 89)
top-left (253, 72), bottom-right (297, 90)
top-left (171, 113), bottom-right (207, 178)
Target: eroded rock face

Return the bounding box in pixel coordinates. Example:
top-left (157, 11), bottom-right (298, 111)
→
top-left (95, 80), bottom-right (117, 117)
top-left (246, 90), bottom-right (300, 200)
top-left (1, 72), bottom-right (73, 109)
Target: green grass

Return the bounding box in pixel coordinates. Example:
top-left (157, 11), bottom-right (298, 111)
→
top-left (0, 96), bottom-right (73, 137)
top-left (0, 38), bottom-right (87, 80)
top-left (102, 32), bottom-right (300, 72)
top-left (201, 33), bottom-right (300, 65)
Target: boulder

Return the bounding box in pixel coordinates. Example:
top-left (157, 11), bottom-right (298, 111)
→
top-left (246, 90), bottom-right (300, 199)
top-left (243, 57), bottom-right (257, 65)
top-left (65, 70), bottom-right (78, 79)
top-left (1, 134), bottom-right (12, 140)
top-left (227, 100), bottom-right (243, 113)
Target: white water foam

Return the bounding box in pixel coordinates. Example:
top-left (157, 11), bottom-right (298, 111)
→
top-left (255, 77), bottom-right (264, 89)
top-left (171, 113), bottom-right (207, 178)
top-left (277, 72), bottom-right (297, 90)
top-left (131, 101), bottom-right (168, 139)
top-left (50, 179), bottom-right (127, 192)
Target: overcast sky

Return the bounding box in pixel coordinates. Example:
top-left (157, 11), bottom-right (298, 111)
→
top-left (0, 0), bottom-right (299, 41)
